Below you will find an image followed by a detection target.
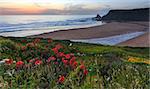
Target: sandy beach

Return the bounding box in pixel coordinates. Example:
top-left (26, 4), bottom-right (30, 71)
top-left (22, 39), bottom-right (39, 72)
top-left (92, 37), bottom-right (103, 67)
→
top-left (30, 21), bottom-right (149, 47)
top-left (118, 32), bottom-right (149, 47)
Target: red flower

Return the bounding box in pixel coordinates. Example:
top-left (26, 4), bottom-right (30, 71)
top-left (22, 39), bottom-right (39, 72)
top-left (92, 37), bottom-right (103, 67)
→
top-left (80, 64), bottom-right (85, 70)
top-left (16, 61), bottom-right (24, 67)
top-left (47, 56), bottom-right (56, 62)
top-left (55, 44), bottom-right (63, 49)
top-left (54, 62), bottom-right (59, 65)
top-left (50, 57), bottom-right (56, 61)
top-left (58, 52), bottom-right (65, 57)
top-left (29, 59), bottom-right (34, 63)
top-left (58, 75), bottom-right (65, 83)
top-left (35, 60), bottom-right (42, 65)
top-left (52, 47), bottom-right (58, 54)
top-left (72, 61), bottom-right (78, 68)
top-left (65, 54), bottom-right (71, 59)
top-left (33, 38), bottom-right (40, 43)
top-left (69, 57), bottom-right (76, 65)
top-left (26, 43), bottom-right (35, 47)
top-left (21, 46), bottom-right (26, 51)
top-left (83, 69), bottom-right (88, 75)
top-left (5, 59), bottom-right (13, 65)
top-left (62, 58), bottom-right (68, 65)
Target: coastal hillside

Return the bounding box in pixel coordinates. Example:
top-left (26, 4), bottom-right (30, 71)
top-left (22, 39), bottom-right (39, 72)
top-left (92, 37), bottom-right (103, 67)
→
top-left (0, 37), bottom-right (149, 88)
top-left (102, 8), bottom-right (149, 21)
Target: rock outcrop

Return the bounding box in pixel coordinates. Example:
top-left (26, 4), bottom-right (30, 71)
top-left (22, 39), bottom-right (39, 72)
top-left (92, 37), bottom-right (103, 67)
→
top-left (92, 14), bottom-right (102, 21)
top-left (102, 8), bottom-right (149, 21)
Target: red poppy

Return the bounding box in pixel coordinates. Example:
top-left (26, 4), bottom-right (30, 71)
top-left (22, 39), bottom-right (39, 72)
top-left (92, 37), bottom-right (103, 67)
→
top-left (35, 60), bottom-right (42, 65)
top-left (52, 47), bottom-right (58, 54)
top-left (54, 62), bottom-right (59, 65)
top-left (80, 64), bottom-right (85, 70)
top-left (16, 61), bottom-right (24, 67)
top-left (65, 54), bottom-right (71, 59)
top-left (58, 52), bottom-right (65, 57)
top-left (21, 46), bottom-right (26, 51)
top-left (69, 57), bottom-right (76, 65)
top-left (72, 61), bottom-right (78, 68)
top-left (55, 44), bottom-right (63, 49)
top-left (62, 58), bottom-right (68, 65)
top-left (5, 59), bottom-right (13, 65)
top-left (33, 38), bottom-right (40, 43)
top-left (26, 43), bottom-right (35, 47)
top-left (47, 56), bottom-right (56, 62)
top-left (29, 59), bottom-right (34, 63)
top-left (58, 75), bottom-right (65, 83)
top-left (83, 69), bottom-right (88, 75)
top-left (50, 57), bottom-right (56, 61)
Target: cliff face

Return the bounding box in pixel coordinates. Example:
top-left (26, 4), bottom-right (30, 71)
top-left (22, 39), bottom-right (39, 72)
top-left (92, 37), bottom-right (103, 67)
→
top-left (102, 8), bottom-right (149, 21)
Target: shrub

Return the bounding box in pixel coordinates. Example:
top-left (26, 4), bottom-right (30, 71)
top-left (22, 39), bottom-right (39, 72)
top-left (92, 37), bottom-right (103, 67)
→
top-left (0, 38), bottom-right (88, 88)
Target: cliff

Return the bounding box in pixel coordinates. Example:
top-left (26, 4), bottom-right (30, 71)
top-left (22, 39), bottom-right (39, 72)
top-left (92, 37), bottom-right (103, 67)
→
top-left (92, 14), bottom-right (102, 21)
top-left (102, 8), bottom-right (149, 21)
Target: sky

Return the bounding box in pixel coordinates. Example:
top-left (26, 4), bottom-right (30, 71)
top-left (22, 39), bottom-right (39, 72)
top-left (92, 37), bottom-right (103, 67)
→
top-left (0, 0), bottom-right (149, 15)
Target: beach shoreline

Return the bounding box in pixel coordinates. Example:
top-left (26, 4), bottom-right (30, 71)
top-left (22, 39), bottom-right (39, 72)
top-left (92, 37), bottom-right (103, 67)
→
top-left (29, 21), bottom-right (149, 47)
top-left (29, 21), bottom-right (148, 39)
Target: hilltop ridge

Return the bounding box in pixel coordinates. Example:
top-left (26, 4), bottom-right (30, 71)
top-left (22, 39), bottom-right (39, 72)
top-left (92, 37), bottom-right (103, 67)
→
top-left (102, 8), bottom-right (149, 21)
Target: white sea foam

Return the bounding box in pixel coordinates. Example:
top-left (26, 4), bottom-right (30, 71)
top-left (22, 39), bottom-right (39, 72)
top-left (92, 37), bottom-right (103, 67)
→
top-left (71, 32), bottom-right (145, 45)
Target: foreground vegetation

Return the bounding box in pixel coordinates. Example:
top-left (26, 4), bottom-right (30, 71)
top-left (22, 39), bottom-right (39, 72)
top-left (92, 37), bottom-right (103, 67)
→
top-left (0, 37), bottom-right (149, 89)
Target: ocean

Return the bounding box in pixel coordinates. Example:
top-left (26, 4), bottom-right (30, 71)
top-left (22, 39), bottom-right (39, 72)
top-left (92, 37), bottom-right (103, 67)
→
top-left (0, 15), bottom-right (104, 37)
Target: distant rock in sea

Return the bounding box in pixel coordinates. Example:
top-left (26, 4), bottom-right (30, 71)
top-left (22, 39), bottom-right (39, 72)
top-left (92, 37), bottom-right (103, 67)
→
top-left (102, 8), bottom-right (149, 21)
top-left (92, 14), bottom-right (102, 21)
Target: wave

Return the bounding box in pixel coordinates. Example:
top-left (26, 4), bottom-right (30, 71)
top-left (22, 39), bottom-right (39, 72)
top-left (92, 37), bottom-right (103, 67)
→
top-left (0, 17), bottom-right (96, 33)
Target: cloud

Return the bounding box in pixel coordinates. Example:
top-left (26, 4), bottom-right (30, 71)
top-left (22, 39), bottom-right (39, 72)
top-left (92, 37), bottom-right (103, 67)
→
top-left (0, 8), bottom-right (19, 15)
top-left (60, 3), bottom-right (108, 15)
top-left (0, 5), bottom-right (109, 15)
top-left (0, 7), bottom-right (44, 15)
top-left (0, 0), bottom-right (149, 15)
top-left (0, 2), bottom-right (110, 15)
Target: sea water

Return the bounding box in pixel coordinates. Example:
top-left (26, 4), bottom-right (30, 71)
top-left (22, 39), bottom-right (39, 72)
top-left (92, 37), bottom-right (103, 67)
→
top-left (0, 15), bottom-right (103, 37)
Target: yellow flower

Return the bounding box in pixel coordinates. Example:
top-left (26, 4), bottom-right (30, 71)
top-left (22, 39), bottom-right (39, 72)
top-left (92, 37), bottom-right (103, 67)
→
top-left (128, 57), bottom-right (150, 64)
top-left (144, 60), bottom-right (150, 64)
top-left (128, 57), bottom-right (137, 62)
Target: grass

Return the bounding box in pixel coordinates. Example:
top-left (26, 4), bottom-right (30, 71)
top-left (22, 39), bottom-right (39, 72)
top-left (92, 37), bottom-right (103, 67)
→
top-left (0, 37), bottom-right (149, 89)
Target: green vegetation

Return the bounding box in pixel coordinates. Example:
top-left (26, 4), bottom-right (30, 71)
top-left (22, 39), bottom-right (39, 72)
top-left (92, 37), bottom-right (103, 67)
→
top-left (0, 37), bottom-right (149, 89)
